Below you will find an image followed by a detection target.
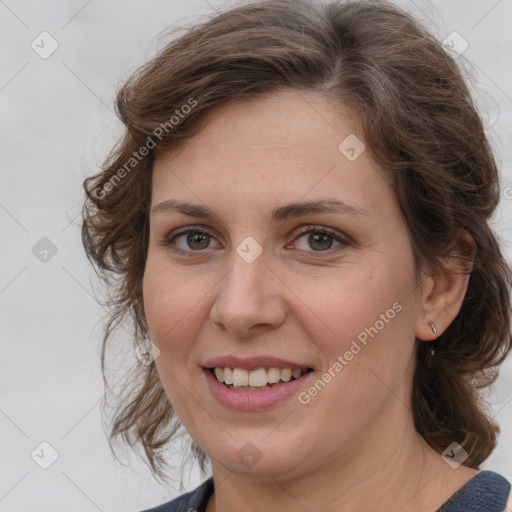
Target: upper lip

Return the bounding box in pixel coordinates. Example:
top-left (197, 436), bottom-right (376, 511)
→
top-left (202, 356), bottom-right (313, 371)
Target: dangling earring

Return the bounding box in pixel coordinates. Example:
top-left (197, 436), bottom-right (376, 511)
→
top-left (428, 321), bottom-right (437, 356)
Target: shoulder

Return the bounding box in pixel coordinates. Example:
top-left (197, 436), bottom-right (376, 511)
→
top-left (140, 477), bottom-right (214, 512)
top-left (437, 470), bottom-right (511, 512)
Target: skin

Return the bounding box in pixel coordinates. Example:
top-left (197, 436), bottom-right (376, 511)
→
top-left (143, 88), bottom-right (478, 512)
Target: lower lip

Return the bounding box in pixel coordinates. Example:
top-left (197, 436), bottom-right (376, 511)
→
top-left (203, 368), bottom-right (314, 411)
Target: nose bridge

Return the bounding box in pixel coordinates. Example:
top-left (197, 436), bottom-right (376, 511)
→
top-left (210, 245), bottom-right (285, 336)
top-left (228, 253), bottom-right (265, 298)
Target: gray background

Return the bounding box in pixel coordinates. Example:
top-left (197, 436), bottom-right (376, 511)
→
top-left (1, 0), bottom-right (511, 510)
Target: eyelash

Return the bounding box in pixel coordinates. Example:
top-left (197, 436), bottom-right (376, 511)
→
top-left (161, 225), bottom-right (351, 257)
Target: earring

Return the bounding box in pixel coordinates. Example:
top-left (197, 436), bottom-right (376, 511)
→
top-left (428, 321), bottom-right (437, 356)
top-left (136, 337), bottom-right (155, 366)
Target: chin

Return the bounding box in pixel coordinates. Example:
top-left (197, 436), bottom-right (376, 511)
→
top-left (208, 438), bottom-right (309, 479)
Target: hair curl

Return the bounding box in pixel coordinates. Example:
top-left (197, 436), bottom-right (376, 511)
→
top-left (82, 0), bottom-right (512, 481)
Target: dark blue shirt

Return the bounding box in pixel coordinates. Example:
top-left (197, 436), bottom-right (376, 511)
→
top-left (140, 470), bottom-right (511, 512)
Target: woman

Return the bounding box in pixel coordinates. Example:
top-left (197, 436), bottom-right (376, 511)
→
top-left (81, 0), bottom-right (512, 510)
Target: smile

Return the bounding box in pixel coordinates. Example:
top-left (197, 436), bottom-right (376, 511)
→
top-left (210, 366), bottom-right (311, 390)
top-left (203, 366), bottom-right (315, 411)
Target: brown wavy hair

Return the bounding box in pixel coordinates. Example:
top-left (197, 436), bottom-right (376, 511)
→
top-left (81, 0), bottom-right (512, 481)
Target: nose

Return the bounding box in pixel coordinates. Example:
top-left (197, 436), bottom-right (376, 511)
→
top-left (209, 251), bottom-right (287, 338)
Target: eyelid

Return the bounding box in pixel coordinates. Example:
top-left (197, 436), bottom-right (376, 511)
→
top-left (160, 224), bottom-right (351, 255)
top-left (290, 225), bottom-right (351, 245)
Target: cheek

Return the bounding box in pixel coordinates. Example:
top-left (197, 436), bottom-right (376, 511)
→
top-left (142, 262), bottom-right (197, 354)
top-left (301, 260), bottom-right (416, 372)
top-left (142, 264), bottom-right (202, 418)
top-left (298, 274), bottom-right (417, 427)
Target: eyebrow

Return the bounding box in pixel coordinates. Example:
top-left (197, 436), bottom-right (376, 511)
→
top-left (151, 198), bottom-right (368, 222)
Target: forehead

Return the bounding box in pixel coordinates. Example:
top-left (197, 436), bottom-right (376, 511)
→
top-left (151, 88), bottom-right (393, 220)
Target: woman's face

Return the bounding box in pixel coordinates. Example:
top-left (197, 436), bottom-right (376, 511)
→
top-left (143, 88), bottom-right (426, 479)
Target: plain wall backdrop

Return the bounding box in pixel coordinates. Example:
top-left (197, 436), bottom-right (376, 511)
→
top-left (1, 0), bottom-right (511, 510)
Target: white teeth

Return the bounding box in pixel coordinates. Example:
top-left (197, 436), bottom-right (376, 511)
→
top-left (223, 367), bottom-right (233, 385)
top-left (280, 368), bottom-right (292, 382)
top-left (267, 367), bottom-right (281, 383)
top-left (232, 368), bottom-right (249, 386)
top-left (211, 366), bottom-right (308, 388)
top-left (249, 368), bottom-right (268, 387)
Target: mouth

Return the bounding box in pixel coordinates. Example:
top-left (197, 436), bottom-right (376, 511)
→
top-left (201, 356), bottom-right (316, 410)
top-left (205, 366), bottom-right (314, 391)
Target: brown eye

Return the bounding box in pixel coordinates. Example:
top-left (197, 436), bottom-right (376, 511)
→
top-left (183, 232), bottom-right (211, 250)
top-left (290, 226), bottom-right (350, 253)
top-left (164, 227), bottom-right (221, 254)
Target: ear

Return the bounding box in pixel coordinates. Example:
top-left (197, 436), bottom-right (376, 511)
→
top-left (415, 230), bottom-right (475, 341)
